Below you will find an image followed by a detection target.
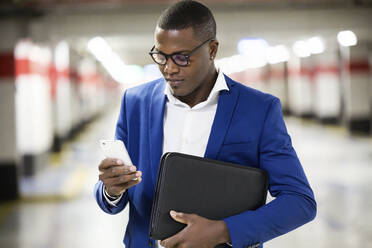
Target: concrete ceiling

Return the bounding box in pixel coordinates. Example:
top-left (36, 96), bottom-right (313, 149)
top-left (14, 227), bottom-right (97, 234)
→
top-left (2, 0), bottom-right (372, 66)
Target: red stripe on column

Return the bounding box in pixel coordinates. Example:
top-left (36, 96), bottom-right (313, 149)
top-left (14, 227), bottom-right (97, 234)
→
top-left (70, 70), bottom-right (78, 82)
top-left (57, 68), bottom-right (70, 79)
top-left (31, 61), bottom-right (50, 76)
top-left (288, 68), bottom-right (300, 77)
top-left (229, 70), bottom-right (266, 84)
top-left (348, 60), bottom-right (370, 73)
top-left (15, 58), bottom-right (31, 76)
top-left (78, 71), bottom-right (100, 85)
top-left (300, 67), bottom-right (313, 76)
top-left (314, 65), bottom-right (339, 74)
top-left (49, 64), bottom-right (57, 100)
top-left (270, 69), bottom-right (285, 80)
top-left (0, 53), bottom-right (15, 78)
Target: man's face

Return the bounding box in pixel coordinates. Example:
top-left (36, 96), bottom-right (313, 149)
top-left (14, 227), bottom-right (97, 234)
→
top-left (153, 26), bottom-right (217, 98)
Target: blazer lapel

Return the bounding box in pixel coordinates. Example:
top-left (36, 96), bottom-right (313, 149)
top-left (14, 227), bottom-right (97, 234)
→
top-left (204, 75), bottom-right (240, 159)
top-left (149, 79), bottom-right (167, 185)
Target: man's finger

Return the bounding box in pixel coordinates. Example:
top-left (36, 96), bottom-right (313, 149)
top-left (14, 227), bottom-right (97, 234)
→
top-left (160, 231), bottom-right (183, 248)
top-left (103, 171), bottom-right (142, 185)
top-left (98, 158), bottom-right (123, 170)
top-left (99, 165), bottom-right (137, 180)
top-left (112, 165), bottom-right (137, 176)
top-left (117, 171), bottom-right (142, 184)
top-left (170, 211), bottom-right (189, 225)
top-left (123, 176), bottom-right (142, 188)
top-left (108, 177), bottom-right (142, 194)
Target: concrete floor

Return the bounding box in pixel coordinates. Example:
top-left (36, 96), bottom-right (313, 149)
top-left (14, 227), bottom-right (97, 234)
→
top-left (1, 106), bottom-right (372, 248)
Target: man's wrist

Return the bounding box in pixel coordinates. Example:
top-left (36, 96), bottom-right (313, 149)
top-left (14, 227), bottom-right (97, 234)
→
top-left (104, 186), bottom-right (124, 199)
top-left (215, 220), bottom-right (231, 245)
top-left (103, 186), bottom-right (125, 207)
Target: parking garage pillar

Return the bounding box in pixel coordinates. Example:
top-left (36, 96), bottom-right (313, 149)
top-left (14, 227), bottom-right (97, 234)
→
top-left (0, 19), bottom-right (28, 201)
top-left (340, 42), bottom-right (371, 134)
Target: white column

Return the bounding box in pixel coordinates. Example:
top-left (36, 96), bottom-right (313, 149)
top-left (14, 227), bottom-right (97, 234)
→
top-left (340, 42), bottom-right (371, 134)
top-left (287, 56), bottom-right (314, 117)
top-left (312, 49), bottom-right (341, 123)
top-left (267, 62), bottom-right (288, 113)
top-left (52, 41), bottom-right (72, 151)
top-left (15, 40), bottom-right (53, 175)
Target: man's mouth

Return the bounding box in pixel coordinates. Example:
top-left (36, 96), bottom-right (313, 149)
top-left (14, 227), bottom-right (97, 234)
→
top-left (166, 78), bottom-right (184, 87)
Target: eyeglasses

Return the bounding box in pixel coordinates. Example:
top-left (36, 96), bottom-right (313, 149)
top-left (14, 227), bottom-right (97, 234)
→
top-left (149, 38), bottom-right (214, 67)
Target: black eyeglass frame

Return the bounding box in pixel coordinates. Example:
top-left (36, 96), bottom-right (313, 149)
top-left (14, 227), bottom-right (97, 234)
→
top-left (149, 38), bottom-right (214, 67)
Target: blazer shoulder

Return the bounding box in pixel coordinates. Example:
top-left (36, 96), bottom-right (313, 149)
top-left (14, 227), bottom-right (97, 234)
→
top-left (226, 75), bottom-right (278, 106)
top-left (125, 78), bottom-right (165, 101)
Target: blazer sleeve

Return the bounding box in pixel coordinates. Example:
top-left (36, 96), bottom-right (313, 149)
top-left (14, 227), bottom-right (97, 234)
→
top-left (223, 97), bottom-right (317, 247)
top-left (94, 91), bottom-right (130, 214)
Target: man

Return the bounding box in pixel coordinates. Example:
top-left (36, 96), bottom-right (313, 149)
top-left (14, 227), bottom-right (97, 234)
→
top-left (94, 1), bottom-right (316, 247)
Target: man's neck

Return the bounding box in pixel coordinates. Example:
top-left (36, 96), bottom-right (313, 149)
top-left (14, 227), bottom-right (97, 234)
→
top-left (176, 68), bottom-right (218, 108)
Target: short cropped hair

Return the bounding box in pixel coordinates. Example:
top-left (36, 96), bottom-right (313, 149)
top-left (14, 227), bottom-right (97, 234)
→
top-left (157, 0), bottom-right (217, 41)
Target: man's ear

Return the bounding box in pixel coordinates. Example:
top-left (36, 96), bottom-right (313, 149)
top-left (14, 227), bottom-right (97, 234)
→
top-left (209, 39), bottom-right (219, 59)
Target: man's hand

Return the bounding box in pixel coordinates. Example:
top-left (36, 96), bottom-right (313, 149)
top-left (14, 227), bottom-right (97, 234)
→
top-left (160, 211), bottom-right (231, 248)
top-left (98, 158), bottom-right (142, 197)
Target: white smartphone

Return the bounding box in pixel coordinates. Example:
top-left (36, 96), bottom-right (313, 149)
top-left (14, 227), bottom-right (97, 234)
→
top-left (99, 139), bottom-right (133, 166)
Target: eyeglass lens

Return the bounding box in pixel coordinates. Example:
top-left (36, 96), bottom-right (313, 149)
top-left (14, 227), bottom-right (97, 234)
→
top-left (152, 53), bottom-right (188, 66)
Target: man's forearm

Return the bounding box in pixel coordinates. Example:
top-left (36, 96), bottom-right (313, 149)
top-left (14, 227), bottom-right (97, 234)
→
top-left (224, 193), bottom-right (316, 247)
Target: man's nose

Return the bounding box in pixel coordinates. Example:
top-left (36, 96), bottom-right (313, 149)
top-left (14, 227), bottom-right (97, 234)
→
top-left (164, 57), bottom-right (179, 74)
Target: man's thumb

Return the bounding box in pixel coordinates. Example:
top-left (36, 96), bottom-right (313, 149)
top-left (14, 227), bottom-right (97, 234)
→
top-left (170, 210), bottom-right (188, 224)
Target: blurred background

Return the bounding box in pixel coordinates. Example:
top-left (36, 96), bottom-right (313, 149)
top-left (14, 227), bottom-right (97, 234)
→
top-left (0, 0), bottom-right (372, 247)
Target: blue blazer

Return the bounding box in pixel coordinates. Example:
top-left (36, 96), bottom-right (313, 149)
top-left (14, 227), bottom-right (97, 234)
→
top-left (94, 74), bottom-right (316, 248)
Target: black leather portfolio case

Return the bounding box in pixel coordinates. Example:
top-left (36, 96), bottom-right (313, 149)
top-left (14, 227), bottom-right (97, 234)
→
top-left (149, 152), bottom-right (269, 242)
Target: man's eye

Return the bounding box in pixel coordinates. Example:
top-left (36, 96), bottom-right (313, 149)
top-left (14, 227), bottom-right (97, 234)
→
top-left (173, 54), bottom-right (188, 62)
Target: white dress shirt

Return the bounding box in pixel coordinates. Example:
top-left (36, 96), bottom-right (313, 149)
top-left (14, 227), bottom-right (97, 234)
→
top-left (104, 69), bottom-right (229, 247)
top-left (162, 69), bottom-right (229, 157)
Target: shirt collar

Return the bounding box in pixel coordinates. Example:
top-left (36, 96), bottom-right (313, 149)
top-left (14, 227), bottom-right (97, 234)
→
top-left (164, 68), bottom-right (229, 106)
